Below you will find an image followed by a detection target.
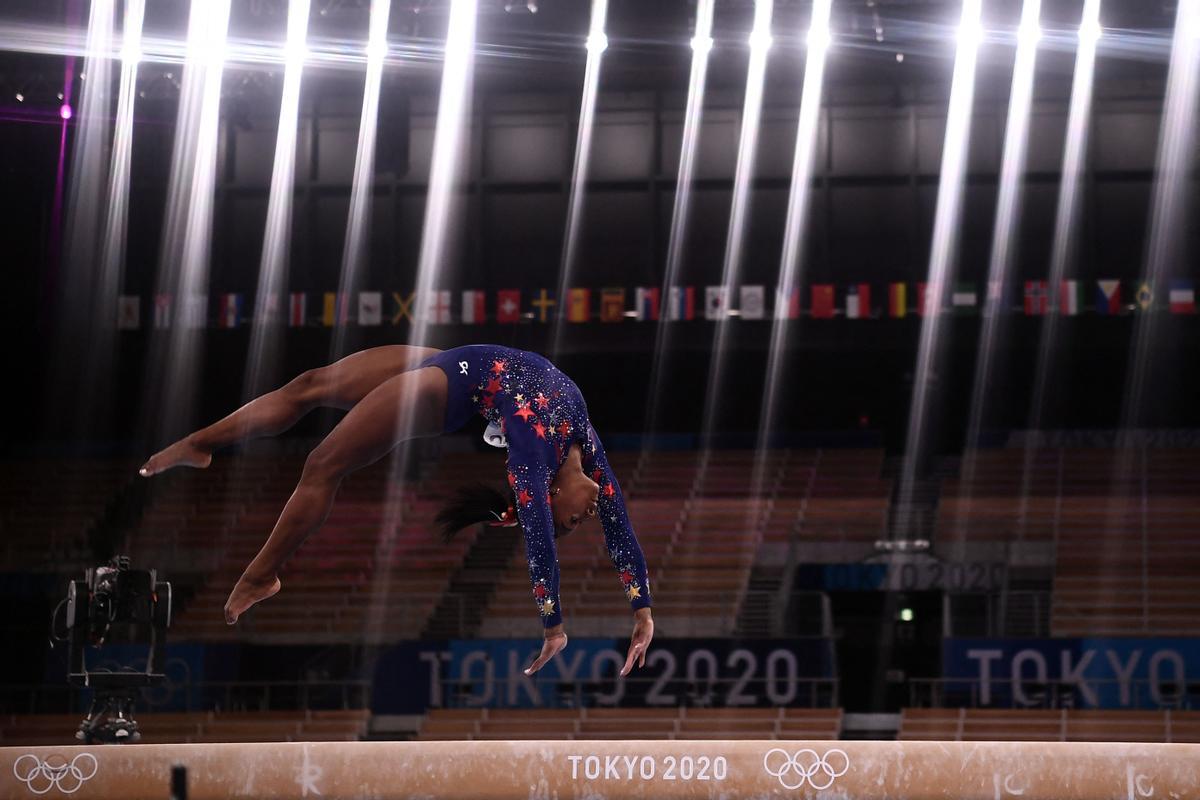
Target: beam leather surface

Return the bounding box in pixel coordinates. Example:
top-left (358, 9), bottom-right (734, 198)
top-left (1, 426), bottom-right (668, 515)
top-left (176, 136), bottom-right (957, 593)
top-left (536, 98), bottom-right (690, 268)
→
top-left (3, 739), bottom-right (1199, 799)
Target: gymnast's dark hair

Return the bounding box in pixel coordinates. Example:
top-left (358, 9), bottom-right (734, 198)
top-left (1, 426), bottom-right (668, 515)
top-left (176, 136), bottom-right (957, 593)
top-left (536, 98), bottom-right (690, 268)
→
top-left (435, 484), bottom-right (513, 543)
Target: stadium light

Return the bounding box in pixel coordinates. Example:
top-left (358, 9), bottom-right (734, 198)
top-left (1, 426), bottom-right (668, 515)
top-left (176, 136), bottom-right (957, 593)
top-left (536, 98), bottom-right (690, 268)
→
top-left (748, 0), bottom-right (773, 52)
top-left (958, 18), bottom-right (985, 50)
top-left (1078, 17), bottom-right (1103, 44)
top-left (1018, 20), bottom-right (1042, 47)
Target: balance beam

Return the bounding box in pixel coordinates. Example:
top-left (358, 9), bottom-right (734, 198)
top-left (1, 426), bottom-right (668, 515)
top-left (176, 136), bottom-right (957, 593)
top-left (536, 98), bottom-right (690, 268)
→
top-left (3, 740), bottom-right (1198, 799)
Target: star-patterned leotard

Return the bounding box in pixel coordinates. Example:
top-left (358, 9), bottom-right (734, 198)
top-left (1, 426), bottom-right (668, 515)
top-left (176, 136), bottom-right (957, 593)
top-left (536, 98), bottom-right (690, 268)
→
top-left (418, 345), bottom-right (652, 628)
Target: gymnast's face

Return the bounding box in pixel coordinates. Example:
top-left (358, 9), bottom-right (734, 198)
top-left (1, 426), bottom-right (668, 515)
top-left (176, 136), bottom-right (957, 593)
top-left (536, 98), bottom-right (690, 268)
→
top-left (550, 471), bottom-right (599, 538)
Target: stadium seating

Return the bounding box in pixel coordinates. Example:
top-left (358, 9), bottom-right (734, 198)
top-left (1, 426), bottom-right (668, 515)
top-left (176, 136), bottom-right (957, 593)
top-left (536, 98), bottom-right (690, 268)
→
top-left (935, 447), bottom-right (1200, 637)
top-left (154, 451), bottom-right (493, 643)
top-left (0, 709), bottom-right (369, 746)
top-left (0, 458), bottom-right (137, 570)
top-left (416, 706), bottom-right (844, 740)
top-left (899, 707), bottom-right (1200, 743)
top-left (476, 448), bottom-right (889, 637)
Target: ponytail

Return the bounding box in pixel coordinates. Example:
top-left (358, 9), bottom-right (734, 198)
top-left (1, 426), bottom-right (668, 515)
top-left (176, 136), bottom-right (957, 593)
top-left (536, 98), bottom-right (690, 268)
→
top-left (434, 483), bottom-right (516, 543)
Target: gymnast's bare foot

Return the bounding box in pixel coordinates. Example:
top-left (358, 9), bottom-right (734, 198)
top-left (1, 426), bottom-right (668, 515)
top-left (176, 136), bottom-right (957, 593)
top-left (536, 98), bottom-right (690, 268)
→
top-left (224, 572), bottom-right (282, 624)
top-left (138, 436), bottom-right (212, 477)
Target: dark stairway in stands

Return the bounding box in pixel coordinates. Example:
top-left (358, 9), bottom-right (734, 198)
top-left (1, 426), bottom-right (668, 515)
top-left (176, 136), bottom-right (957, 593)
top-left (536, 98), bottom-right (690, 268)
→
top-left (422, 525), bottom-right (522, 638)
top-left (734, 565), bottom-right (785, 637)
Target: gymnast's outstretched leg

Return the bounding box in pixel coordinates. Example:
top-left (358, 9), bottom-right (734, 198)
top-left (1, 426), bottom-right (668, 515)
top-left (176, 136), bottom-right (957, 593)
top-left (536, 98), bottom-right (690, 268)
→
top-left (223, 365), bottom-right (448, 622)
top-left (139, 345), bottom-right (441, 476)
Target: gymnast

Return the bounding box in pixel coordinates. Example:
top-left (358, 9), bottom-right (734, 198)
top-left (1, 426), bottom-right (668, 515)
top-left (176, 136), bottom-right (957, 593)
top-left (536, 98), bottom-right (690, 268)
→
top-left (139, 344), bottom-right (654, 676)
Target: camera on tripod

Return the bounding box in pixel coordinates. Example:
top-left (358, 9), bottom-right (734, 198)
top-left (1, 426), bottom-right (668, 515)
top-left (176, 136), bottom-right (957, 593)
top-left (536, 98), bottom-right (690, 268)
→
top-left (56, 556), bottom-right (172, 744)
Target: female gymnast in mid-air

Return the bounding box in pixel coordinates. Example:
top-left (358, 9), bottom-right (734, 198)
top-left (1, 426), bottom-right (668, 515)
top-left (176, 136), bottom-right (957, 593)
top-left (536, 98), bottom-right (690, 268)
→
top-left (139, 344), bottom-right (653, 676)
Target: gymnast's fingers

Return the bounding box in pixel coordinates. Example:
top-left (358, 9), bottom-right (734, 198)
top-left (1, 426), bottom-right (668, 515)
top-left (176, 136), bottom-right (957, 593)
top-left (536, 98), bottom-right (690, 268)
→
top-left (620, 640), bottom-right (643, 676)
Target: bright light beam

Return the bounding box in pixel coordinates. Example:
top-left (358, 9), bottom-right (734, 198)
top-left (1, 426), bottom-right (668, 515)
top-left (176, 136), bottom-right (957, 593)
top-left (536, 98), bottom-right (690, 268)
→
top-left (1010, 0), bottom-right (1101, 545)
top-left (329, 0), bottom-right (391, 360)
top-left (81, 0), bottom-right (145, 434)
top-left (0, 21), bottom-right (466, 70)
top-left (639, 0), bottom-right (716, 456)
top-left (365, 0), bottom-right (479, 647)
top-left (143, 0), bottom-right (231, 447)
top-left (1111, 0), bottom-right (1200, 534)
top-left (550, 0), bottom-right (609, 359)
top-left (953, 0), bottom-right (1044, 546)
top-left (895, 0), bottom-right (984, 527)
top-left (695, 0), bottom-right (774, 457)
top-left (243, 0), bottom-right (310, 402)
top-left (1118, 0), bottom-right (1200, 434)
top-left (50, 0), bottom-right (116, 436)
top-left (408, 0), bottom-right (478, 351)
top-left (753, 0), bottom-right (833, 499)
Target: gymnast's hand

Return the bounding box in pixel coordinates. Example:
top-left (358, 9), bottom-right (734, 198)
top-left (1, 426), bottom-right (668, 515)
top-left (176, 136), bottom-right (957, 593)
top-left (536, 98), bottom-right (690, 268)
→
top-left (223, 570), bottom-right (282, 625)
top-left (524, 624), bottom-right (568, 675)
top-left (620, 607), bottom-right (654, 676)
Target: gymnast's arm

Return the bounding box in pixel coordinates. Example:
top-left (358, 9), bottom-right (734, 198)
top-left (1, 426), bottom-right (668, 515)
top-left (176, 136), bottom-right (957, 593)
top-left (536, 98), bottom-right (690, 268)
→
top-left (505, 422), bottom-right (569, 675)
top-left (587, 426), bottom-right (654, 675)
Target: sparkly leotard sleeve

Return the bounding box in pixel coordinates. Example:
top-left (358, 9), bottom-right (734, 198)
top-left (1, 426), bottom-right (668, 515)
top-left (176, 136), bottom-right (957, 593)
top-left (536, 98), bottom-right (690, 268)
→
top-left (582, 426), bottom-right (652, 614)
top-left (418, 344), bottom-right (652, 628)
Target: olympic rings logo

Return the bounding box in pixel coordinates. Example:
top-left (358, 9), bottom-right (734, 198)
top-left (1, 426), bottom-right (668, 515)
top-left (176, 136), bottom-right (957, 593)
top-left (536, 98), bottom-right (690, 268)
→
top-left (762, 747), bottom-right (850, 791)
top-left (12, 753), bottom-right (98, 795)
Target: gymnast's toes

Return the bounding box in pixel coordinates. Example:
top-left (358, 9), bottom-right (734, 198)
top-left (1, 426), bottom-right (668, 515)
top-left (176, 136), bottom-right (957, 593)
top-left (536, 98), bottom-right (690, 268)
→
top-left (224, 575), bottom-right (282, 625)
top-left (139, 438), bottom-right (213, 476)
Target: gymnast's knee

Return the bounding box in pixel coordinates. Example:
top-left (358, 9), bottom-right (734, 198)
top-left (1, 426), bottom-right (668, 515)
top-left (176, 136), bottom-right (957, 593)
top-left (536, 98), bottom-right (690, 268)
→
top-left (300, 444), bottom-right (347, 487)
top-left (283, 368), bottom-right (317, 401)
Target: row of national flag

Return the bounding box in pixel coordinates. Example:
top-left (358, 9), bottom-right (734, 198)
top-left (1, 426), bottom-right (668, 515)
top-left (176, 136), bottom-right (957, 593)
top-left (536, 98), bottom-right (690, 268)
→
top-left (115, 280), bottom-right (1198, 330)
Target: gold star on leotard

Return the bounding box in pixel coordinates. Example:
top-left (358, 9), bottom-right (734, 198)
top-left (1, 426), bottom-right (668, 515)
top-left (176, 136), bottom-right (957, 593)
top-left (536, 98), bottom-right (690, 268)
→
top-left (540, 598), bottom-right (555, 616)
top-left (625, 585), bottom-right (641, 600)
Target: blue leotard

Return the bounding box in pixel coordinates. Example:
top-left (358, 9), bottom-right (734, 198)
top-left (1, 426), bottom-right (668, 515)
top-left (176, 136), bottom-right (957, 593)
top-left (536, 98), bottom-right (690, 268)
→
top-left (418, 345), bottom-right (652, 628)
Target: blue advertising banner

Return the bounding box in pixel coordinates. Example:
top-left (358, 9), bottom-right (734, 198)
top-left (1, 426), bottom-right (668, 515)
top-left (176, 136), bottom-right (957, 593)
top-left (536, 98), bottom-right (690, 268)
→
top-left (943, 638), bottom-right (1200, 709)
top-left (795, 561), bottom-right (1006, 592)
top-left (371, 638), bottom-right (837, 713)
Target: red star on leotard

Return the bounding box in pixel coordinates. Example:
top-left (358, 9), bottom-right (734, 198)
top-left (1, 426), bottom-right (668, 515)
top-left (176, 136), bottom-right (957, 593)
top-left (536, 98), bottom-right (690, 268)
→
top-left (491, 360), bottom-right (507, 375)
top-left (533, 584), bottom-right (548, 599)
top-left (485, 377), bottom-right (503, 394)
top-left (507, 471), bottom-right (517, 488)
top-left (620, 570), bottom-right (634, 586)
top-left (482, 394), bottom-right (495, 408)
top-left (517, 488), bottom-right (533, 505)
top-left (604, 483), bottom-right (616, 498)
top-left (592, 469), bottom-right (604, 482)
top-left (535, 393), bottom-right (550, 410)
top-left (533, 422), bottom-right (547, 439)
top-left (557, 421), bottom-right (571, 438)
top-left (515, 404), bottom-right (536, 422)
